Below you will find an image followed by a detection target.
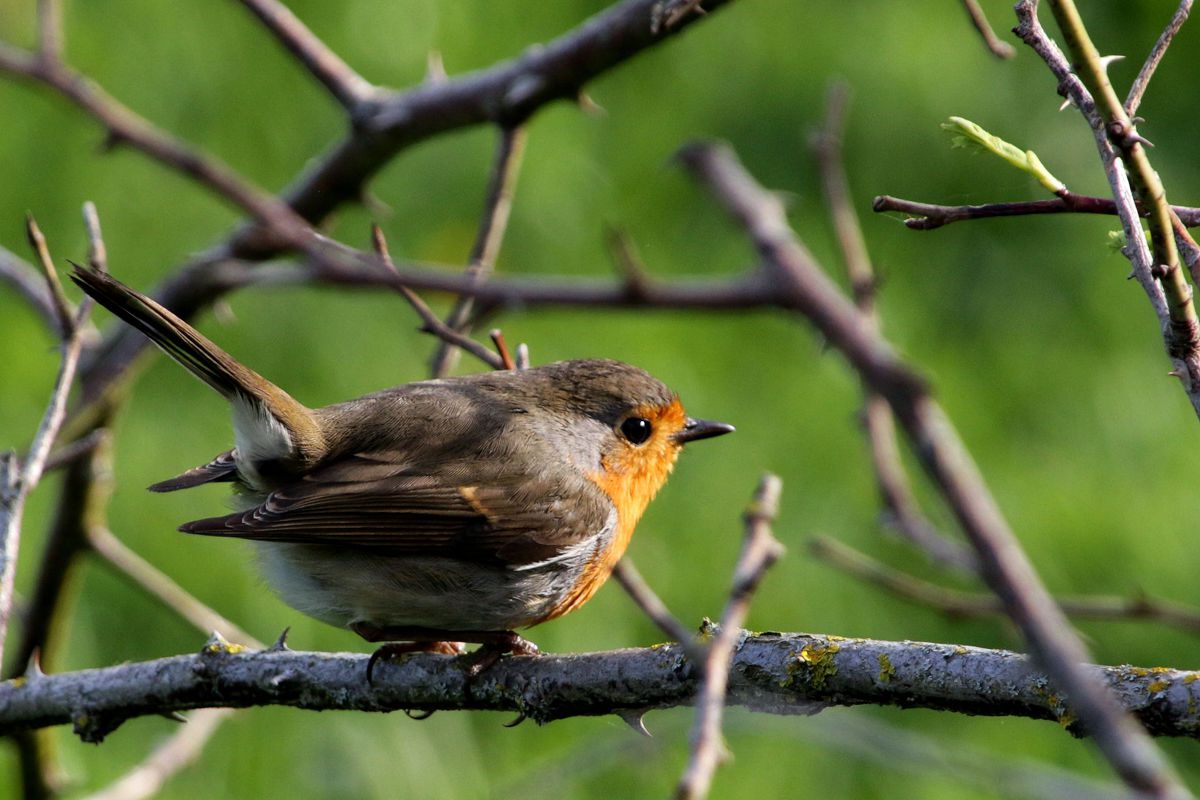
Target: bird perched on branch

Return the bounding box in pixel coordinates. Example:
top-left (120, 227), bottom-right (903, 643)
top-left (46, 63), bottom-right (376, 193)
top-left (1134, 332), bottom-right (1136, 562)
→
top-left (71, 265), bottom-right (733, 675)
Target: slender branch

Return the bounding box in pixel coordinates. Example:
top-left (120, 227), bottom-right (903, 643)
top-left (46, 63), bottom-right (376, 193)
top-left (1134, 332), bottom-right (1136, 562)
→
top-left (25, 214), bottom-right (75, 337)
top-left (677, 140), bottom-right (1188, 800)
top-left (1125, 0), bottom-right (1192, 115)
top-left (82, 201), bottom-right (107, 274)
top-left (86, 527), bottom-right (261, 649)
top-left (809, 536), bottom-right (1200, 634)
top-left (0, 298), bottom-right (92, 667)
top-left (429, 125), bottom-right (527, 377)
top-left (960, 0), bottom-right (1017, 58)
top-left (0, 245), bottom-right (59, 335)
top-left (43, 429), bottom-right (108, 473)
top-left (488, 330), bottom-right (517, 371)
top-left (813, 84), bottom-right (977, 573)
top-left (370, 226), bottom-right (505, 371)
top-left (6, 414), bottom-right (114, 680)
top-left (223, 249), bottom-right (780, 311)
top-left (81, 708), bottom-right (235, 800)
top-left (873, 193), bottom-right (1200, 230)
top-left (611, 560), bottom-right (700, 662)
top-left (677, 475), bottom-right (784, 800)
top-left (0, 44), bottom-right (312, 247)
top-left (236, 0), bottom-right (375, 111)
top-left (3, 634), bottom-right (1199, 740)
top-left (1044, 0), bottom-right (1200, 411)
top-left (36, 0), bottom-right (63, 63)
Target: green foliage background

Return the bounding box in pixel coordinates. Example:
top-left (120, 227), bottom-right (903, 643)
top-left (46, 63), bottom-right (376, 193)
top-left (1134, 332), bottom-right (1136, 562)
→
top-left (2, 1), bottom-right (1198, 797)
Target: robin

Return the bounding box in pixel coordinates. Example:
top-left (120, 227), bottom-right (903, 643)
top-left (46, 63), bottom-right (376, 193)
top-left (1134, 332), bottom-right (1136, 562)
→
top-left (71, 266), bottom-right (733, 673)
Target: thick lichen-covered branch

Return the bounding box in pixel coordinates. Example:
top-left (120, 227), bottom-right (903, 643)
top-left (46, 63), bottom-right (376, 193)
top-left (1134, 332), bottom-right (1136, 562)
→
top-left (1, 633), bottom-right (1197, 743)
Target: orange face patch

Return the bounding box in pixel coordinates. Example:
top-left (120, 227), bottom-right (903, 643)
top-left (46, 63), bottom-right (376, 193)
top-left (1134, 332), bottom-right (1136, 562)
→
top-left (542, 397), bottom-right (688, 620)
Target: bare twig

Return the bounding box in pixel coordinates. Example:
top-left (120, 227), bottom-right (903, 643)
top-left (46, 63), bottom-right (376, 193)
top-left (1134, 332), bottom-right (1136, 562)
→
top-left (6, 422), bottom-right (112, 680)
top-left (0, 45), bottom-right (312, 247)
top-left (489, 330), bottom-right (517, 371)
top-left (237, 0), bottom-right (375, 111)
top-left (0, 292), bottom-right (92, 666)
top-left (813, 84), bottom-right (977, 573)
top-left (82, 201), bottom-right (107, 274)
top-left (960, 0), bottom-right (1017, 58)
top-left (86, 527), bottom-right (261, 648)
top-left (25, 213), bottom-right (75, 337)
top-left (809, 536), bottom-right (1200, 634)
top-left (370, 225), bottom-right (505, 371)
top-left (3, 634), bottom-right (1199, 740)
top-left (677, 140), bottom-right (1188, 799)
top-left (873, 193), bottom-right (1200, 230)
top-left (429, 125), bottom-right (527, 377)
top-left (43, 429), bottom-right (108, 473)
top-left (1040, 0), bottom-right (1200, 422)
top-left (36, 0), bottom-right (63, 64)
top-left (611, 559), bottom-right (701, 662)
top-left (81, 708), bottom-right (235, 800)
top-left (1125, 0), bottom-right (1193, 115)
top-left (0, 245), bottom-right (59, 334)
top-left (676, 474), bottom-right (784, 800)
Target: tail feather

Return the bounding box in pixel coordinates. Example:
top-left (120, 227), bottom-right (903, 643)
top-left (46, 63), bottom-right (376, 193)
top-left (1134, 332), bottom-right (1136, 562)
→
top-left (71, 265), bottom-right (251, 399)
top-left (70, 265), bottom-right (324, 466)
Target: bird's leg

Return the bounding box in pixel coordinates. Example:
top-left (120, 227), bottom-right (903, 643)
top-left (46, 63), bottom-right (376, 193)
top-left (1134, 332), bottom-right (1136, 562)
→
top-left (350, 623), bottom-right (538, 682)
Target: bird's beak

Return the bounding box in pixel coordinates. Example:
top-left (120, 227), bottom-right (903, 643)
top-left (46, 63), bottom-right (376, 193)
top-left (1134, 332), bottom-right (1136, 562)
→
top-left (674, 417), bottom-right (735, 444)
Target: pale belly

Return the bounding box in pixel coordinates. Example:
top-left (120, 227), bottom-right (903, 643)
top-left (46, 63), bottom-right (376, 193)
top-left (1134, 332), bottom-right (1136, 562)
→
top-left (253, 541), bottom-right (588, 632)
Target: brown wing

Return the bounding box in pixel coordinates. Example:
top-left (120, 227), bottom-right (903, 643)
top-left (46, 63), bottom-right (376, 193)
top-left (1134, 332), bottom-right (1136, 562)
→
top-left (149, 450), bottom-right (239, 492)
top-left (177, 452), bottom-right (613, 567)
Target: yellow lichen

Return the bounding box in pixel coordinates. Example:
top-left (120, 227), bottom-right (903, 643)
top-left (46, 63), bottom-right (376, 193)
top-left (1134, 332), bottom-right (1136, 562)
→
top-left (203, 641), bottom-right (246, 655)
top-left (1147, 679), bottom-right (1170, 694)
top-left (796, 641), bottom-right (841, 689)
top-left (1184, 673), bottom-right (1199, 685)
top-left (877, 654), bottom-right (897, 683)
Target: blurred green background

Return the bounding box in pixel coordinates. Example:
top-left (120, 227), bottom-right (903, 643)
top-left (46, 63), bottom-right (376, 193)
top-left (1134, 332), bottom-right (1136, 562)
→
top-left (2, 0), bottom-right (1199, 797)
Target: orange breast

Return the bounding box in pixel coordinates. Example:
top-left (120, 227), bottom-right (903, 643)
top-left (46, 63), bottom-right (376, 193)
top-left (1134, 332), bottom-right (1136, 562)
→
top-left (538, 398), bottom-right (686, 622)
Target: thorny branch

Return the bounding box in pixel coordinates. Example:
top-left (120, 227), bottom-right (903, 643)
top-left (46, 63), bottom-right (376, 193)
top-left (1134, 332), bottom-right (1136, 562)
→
top-left (2, 633), bottom-right (1198, 741)
top-left (1015, 2), bottom-right (1200, 426)
top-left (676, 141), bottom-right (1188, 799)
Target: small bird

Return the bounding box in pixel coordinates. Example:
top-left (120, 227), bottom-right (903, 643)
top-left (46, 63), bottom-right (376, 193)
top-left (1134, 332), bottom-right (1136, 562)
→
top-left (71, 266), bottom-right (733, 671)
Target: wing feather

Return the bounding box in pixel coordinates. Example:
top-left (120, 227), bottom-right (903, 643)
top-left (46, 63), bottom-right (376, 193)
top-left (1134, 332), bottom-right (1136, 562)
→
top-left (149, 450), bottom-right (239, 492)
top-left (178, 452), bottom-right (612, 567)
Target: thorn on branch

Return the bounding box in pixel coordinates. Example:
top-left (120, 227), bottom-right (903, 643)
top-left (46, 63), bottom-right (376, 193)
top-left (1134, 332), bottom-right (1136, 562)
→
top-left (268, 628), bottom-right (291, 652)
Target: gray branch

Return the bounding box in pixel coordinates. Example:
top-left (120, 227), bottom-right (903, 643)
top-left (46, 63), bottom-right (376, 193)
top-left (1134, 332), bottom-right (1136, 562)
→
top-left (2, 632), bottom-right (1197, 743)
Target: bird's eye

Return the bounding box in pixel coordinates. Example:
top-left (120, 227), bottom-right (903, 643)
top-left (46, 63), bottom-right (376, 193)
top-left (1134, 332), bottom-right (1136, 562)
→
top-left (620, 417), bottom-right (653, 445)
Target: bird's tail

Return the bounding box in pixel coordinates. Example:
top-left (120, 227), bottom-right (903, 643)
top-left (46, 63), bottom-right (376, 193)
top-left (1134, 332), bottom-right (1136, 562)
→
top-left (70, 265), bottom-right (324, 465)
